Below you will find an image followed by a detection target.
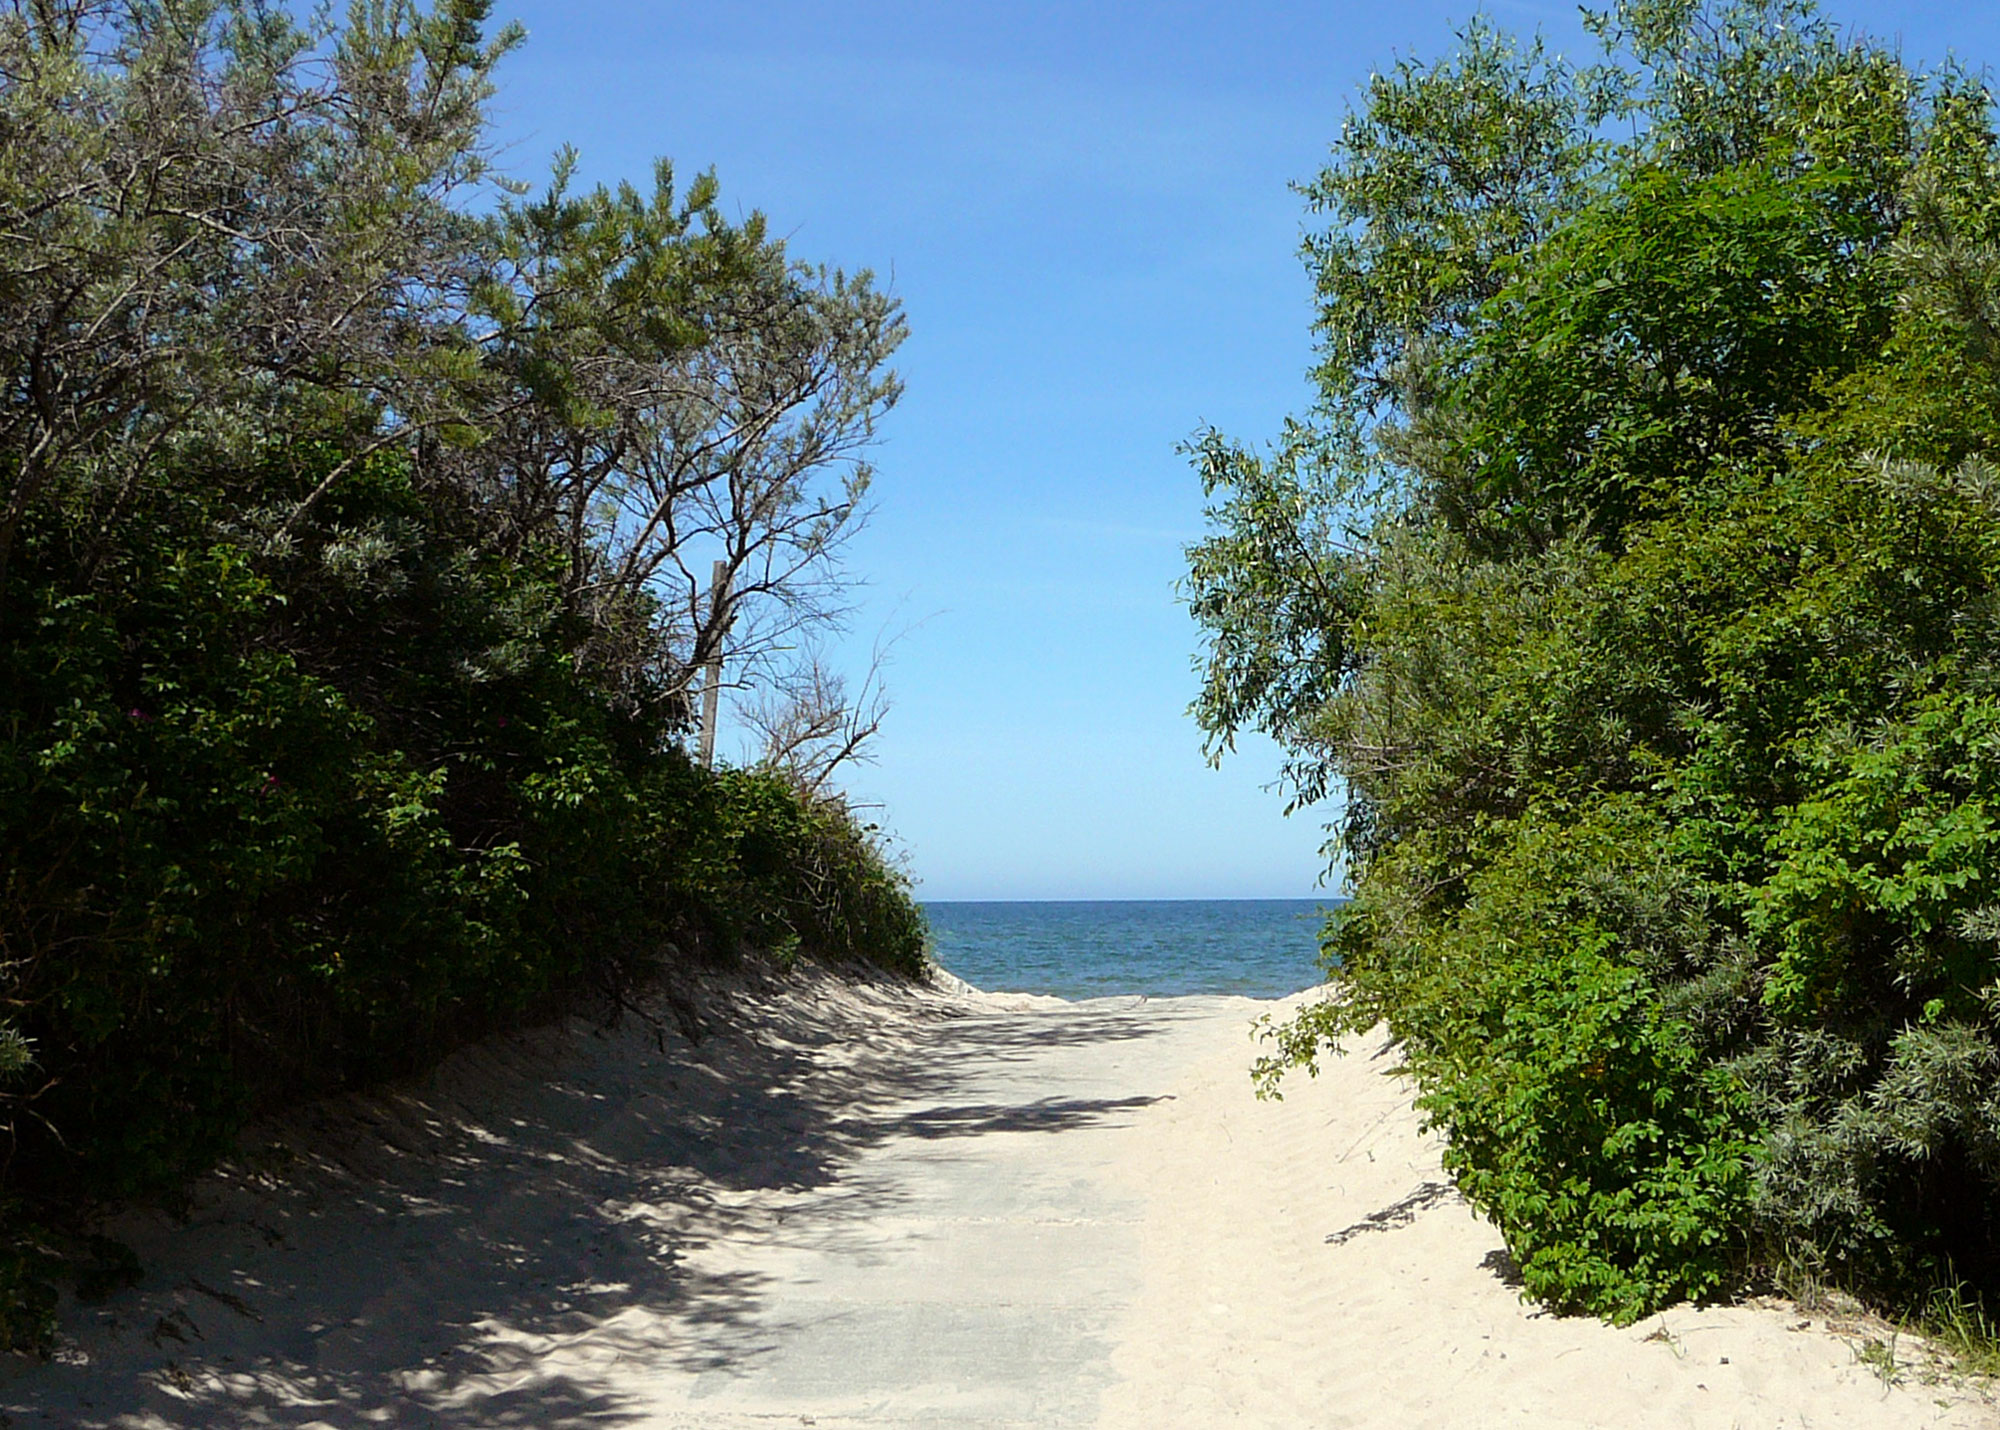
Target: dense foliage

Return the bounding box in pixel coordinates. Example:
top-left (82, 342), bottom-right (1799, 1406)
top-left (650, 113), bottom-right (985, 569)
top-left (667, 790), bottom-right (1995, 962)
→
top-left (0, 0), bottom-right (924, 1349)
top-left (1191, 0), bottom-right (2000, 1323)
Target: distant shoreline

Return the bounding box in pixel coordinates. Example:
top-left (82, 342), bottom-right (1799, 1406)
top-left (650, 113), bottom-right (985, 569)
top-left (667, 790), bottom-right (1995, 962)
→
top-left (923, 897), bottom-right (1334, 1001)
top-left (920, 895), bottom-right (1340, 905)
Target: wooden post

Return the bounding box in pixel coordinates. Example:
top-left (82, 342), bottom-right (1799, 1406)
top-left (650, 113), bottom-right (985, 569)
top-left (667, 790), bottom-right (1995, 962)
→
top-left (698, 559), bottom-right (728, 768)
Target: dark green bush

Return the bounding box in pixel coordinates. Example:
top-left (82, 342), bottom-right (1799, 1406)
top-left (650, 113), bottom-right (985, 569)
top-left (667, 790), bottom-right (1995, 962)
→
top-left (1, 444), bottom-right (926, 1274)
top-left (0, 0), bottom-right (923, 1351)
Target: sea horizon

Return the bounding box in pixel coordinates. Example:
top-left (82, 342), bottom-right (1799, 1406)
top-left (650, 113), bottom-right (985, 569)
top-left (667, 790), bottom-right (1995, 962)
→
top-left (921, 896), bottom-right (1340, 1001)
top-left (922, 895), bottom-right (1329, 904)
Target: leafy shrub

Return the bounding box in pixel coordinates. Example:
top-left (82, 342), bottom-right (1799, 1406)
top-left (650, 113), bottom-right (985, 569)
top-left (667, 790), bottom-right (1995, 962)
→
top-left (1295, 806), bottom-right (1753, 1321)
top-left (1196, 0), bottom-right (2000, 1323)
top-left (0, 0), bottom-right (924, 1353)
top-left (0, 447), bottom-right (923, 1352)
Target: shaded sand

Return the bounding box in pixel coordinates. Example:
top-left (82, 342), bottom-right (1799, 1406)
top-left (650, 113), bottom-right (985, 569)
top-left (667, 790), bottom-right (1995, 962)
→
top-left (1, 970), bottom-right (1992, 1427)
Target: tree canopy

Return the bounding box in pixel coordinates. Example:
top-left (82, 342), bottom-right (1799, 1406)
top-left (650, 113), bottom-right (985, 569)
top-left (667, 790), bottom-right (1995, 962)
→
top-left (1190, 0), bottom-right (2000, 1322)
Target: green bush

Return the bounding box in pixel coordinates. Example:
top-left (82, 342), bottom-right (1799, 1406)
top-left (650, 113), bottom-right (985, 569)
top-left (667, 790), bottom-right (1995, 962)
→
top-left (0, 0), bottom-right (923, 1354)
top-left (1395, 814), bottom-right (1751, 1321)
top-left (0, 461), bottom-right (925, 1349)
top-left (1195, 1), bottom-right (2000, 1322)
top-left (1297, 806), bottom-right (1753, 1321)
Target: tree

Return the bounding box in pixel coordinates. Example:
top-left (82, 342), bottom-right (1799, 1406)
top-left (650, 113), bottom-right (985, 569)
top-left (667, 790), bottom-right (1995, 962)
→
top-left (0, 0), bottom-right (518, 618)
top-left (0, 0), bottom-right (922, 1350)
top-left (742, 643), bottom-right (893, 801)
top-left (472, 158), bottom-right (905, 716)
top-left (1195, 0), bottom-right (2000, 1321)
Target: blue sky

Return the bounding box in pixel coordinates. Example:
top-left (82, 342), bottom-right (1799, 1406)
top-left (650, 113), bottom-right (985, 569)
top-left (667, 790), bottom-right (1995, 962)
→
top-left (484, 2), bottom-right (1999, 901)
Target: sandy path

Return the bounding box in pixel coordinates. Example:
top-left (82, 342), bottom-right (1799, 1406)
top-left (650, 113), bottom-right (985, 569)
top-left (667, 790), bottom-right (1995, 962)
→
top-left (1102, 1017), bottom-right (1994, 1429)
top-left (1, 970), bottom-right (1993, 1427)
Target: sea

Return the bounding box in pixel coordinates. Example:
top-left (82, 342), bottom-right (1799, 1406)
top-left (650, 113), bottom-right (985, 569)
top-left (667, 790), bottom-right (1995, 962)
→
top-left (921, 898), bottom-right (1338, 1001)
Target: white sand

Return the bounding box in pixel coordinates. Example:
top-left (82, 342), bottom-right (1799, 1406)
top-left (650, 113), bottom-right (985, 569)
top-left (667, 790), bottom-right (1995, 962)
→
top-left (1, 970), bottom-right (1992, 1427)
top-left (1102, 1002), bottom-right (1994, 1428)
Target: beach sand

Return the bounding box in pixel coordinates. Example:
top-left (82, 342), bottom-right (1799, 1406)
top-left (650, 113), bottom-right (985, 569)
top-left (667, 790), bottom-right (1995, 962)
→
top-left (1100, 1005), bottom-right (1993, 1429)
top-left (3, 968), bottom-right (1991, 1427)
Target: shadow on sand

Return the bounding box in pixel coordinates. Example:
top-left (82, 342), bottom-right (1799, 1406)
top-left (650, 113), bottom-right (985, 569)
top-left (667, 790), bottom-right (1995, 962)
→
top-left (2, 975), bottom-right (1229, 1428)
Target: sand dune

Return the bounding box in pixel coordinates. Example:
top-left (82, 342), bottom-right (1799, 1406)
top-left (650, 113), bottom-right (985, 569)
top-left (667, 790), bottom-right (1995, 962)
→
top-left (2, 967), bottom-right (1992, 1427)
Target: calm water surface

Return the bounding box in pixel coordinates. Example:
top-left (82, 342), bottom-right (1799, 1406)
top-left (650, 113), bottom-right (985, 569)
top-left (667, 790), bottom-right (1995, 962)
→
top-left (923, 899), bottom-right (1337, 1000)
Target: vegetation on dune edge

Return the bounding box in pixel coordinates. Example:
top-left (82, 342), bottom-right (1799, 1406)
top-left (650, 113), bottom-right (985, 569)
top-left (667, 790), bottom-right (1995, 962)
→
top-left (0, 0), bottom-right (925, 1351)
top-left (1192, 0), bottom-right (2000, 1335)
